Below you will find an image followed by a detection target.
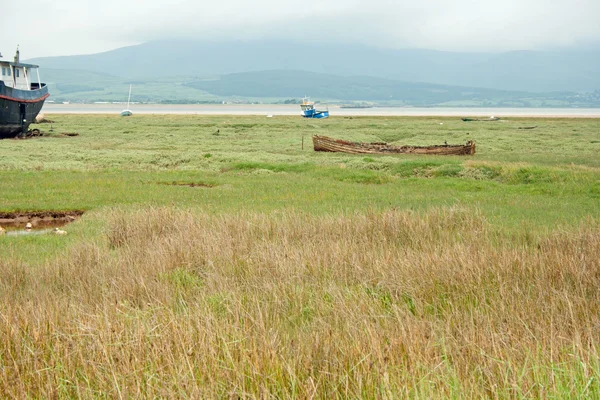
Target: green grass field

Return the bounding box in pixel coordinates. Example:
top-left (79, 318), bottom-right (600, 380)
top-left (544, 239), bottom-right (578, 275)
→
top-left (1, 115), bottom-right (599, 225)
top-left (1, 114), bottom-right (599, 397)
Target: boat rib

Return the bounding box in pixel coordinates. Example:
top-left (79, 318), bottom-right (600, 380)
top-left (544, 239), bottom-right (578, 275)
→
top-left (312, 135), bottom-right (476, 155)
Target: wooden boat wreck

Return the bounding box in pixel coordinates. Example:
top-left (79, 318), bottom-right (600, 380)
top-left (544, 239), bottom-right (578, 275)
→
top-left (461, 117), bottom-right (500, 122)
top-left (312, 135), bottom-right (476, 155)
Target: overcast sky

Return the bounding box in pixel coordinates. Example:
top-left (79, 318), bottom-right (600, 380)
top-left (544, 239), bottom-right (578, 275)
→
top-left (2, 0), bottom-right (599, 59)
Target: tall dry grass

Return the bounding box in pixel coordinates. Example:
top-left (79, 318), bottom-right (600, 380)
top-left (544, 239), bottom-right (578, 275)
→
top-left (1, 207), bottom-right (599, 398)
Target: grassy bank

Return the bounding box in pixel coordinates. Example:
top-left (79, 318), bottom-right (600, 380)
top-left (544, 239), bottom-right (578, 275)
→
top-left (1, 115), bottom-right (599, 226)
top-left (2, 207), bottom-right (600, 397)
top-left (1, 114), bottom-right (599, 396)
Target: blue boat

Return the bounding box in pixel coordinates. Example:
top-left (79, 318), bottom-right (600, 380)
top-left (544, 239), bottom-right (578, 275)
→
top-left (301, 97), bottom-right (329, 119)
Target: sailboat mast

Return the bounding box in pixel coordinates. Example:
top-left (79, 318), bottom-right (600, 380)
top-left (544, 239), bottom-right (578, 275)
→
top-left (127, 84), bottom-right (132, 109)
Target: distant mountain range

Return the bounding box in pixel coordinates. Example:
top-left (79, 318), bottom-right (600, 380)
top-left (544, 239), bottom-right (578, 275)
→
top-left (186, 70), bottom-right (534, 104)
top-left (28, 40), bottom-right (600, 93)
top-left (26, 40), bottom-right (600, 105)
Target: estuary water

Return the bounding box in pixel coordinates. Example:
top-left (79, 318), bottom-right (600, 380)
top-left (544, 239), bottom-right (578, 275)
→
top-left (41, 103), bottom-right (600, 117)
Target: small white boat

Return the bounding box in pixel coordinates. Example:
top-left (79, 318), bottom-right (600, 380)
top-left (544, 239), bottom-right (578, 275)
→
top-left (121, 84), bottom-right (133, 116)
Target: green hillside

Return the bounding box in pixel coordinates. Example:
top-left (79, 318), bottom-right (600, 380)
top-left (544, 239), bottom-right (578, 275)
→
top-left (186, 70), bottom-right (534, 105)
top-left (38, 67), bottom-right (600, 107)
top-left (42, 69), bottom-right (220, 103)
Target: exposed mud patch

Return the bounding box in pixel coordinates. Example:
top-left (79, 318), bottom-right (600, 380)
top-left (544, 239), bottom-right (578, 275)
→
top-left (0, 210), bottom-right (85, 230)
top-left (159, 181), bottom-right (217, 188)
top-left (12, 131), bottom-right (80, 139)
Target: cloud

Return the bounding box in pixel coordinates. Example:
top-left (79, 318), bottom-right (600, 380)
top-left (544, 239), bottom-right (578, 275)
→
top-left (1, 0), bottom-right (599, 58)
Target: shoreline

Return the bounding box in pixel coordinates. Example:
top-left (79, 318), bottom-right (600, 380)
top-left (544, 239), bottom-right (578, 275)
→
top-left (41, 104), bottom-right (600, 118)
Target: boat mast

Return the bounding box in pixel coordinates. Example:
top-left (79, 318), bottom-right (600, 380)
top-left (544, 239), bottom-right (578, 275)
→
top-left (11, 46), bottom-right (19, 88)
top-left (127, 84), bottom-right (132, 109)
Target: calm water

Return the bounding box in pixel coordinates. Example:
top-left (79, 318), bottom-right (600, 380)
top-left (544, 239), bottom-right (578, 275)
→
top-left (41, 103), bottom-right (600, 117)
top-left (5, 229), bottom-right (53, 236)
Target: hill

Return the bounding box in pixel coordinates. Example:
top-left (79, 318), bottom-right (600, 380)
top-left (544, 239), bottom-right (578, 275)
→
top-left (186, 70), bottom-right (535, 105)
top-left (38, 67), bottom-right (600, 107)
top-left (41, 68), bottom-right (220, 103)
top-left (28, 40), bottom-right (600, 93)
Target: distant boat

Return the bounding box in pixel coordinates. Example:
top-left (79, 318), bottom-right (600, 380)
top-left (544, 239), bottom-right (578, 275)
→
top-left (121, 84), bottom-right (133, 117)
top-left (301, 97), bottom-right (329, 119)
top-left (340, 104), bottom-right (373, 109)
top-left (0, 47), bottom-right (49, 138)
top-left (313, 135), bottom-right (476, 155)
top-left (461, 117), bottom-right (500, 122)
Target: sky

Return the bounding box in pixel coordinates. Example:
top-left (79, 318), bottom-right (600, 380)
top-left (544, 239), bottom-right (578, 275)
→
top-left (1, 0), bottom-right (599, 59)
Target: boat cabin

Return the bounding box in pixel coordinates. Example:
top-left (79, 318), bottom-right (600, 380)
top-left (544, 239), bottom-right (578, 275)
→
top-left (0, 49), bottom-right (44, 91)
top-left (300, 97), bottom-right (315, 112)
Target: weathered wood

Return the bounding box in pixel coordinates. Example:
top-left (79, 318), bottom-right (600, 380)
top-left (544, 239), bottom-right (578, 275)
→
top-left (312, 135), bottom-right (476, 155)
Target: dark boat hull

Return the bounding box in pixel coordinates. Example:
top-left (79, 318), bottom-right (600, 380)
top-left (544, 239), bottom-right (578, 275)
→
top-left (0, 82), bottom-right (49, 138)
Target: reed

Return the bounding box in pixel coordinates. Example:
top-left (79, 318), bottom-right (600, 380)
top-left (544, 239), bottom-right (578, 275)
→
top-left (1, 206), bottom-right (598, 397)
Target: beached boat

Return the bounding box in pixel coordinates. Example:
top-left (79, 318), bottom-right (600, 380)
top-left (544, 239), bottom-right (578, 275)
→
top-left (461, 117), bottom-right (500, 122)
top-left (313, 135), bottom-right (476, 155)
top-left (0, 48), bottom-right (49, 138)
top-left (301, 97), bottom-right (329, 119)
